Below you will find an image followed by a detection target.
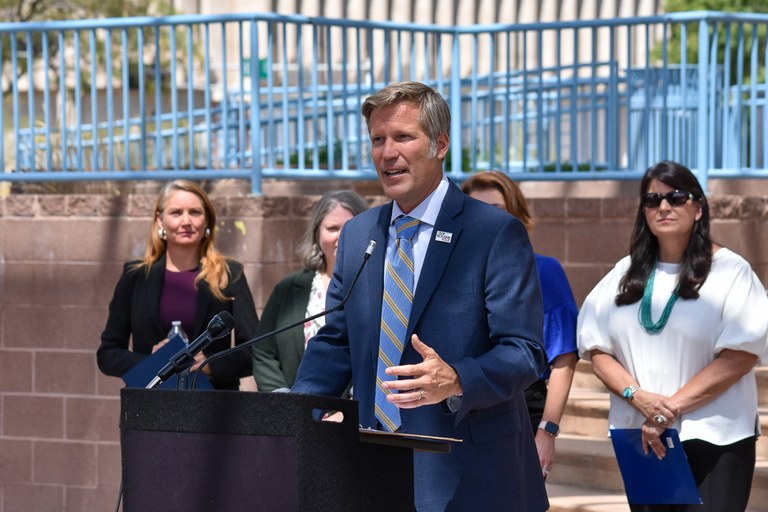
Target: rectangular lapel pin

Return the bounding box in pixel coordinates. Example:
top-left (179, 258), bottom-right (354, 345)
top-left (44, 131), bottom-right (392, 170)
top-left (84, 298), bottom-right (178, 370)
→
top-left (435, 231), bottom-right (452, 243)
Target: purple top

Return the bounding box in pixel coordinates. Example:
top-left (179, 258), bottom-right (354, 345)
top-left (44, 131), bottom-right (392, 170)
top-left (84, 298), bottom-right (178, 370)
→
top-left (159, 268), bottom-right (198, 335)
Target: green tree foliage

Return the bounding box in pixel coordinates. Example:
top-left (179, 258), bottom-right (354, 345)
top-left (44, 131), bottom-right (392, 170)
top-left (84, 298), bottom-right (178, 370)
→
top-left (659, 0), bottom-right (768, 84)
top-left (0, 0), bottom-right (177, 96)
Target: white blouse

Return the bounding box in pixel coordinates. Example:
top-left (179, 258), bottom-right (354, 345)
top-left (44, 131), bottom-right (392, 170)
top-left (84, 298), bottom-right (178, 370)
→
top-left (303, 271), bottom-right (327, 347)
top-left (578, 248), bottom-right (768, 445)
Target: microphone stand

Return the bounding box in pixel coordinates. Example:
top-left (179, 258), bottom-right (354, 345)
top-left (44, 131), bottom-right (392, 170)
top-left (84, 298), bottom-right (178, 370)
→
top-left (192, 240), bottom-right (377, 389)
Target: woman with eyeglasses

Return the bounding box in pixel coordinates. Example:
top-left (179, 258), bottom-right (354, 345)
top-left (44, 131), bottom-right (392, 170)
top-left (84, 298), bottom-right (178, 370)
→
top-left (577, 161), bottom-right (768, 511)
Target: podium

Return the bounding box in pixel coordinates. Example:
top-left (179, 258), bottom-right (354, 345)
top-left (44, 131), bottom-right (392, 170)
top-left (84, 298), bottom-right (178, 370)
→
top-left (120, 388), bottom-right (451, 511)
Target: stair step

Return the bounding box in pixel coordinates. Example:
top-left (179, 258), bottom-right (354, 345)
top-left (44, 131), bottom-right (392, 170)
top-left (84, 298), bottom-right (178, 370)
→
top-left (549, 434), bottom-right (768, 511)
top-left (546, 481), bottom-right (765, 512)
top-left (571, 360), bottom-right (607, 392)
top-left (546, 483), bottom-right (629, 512)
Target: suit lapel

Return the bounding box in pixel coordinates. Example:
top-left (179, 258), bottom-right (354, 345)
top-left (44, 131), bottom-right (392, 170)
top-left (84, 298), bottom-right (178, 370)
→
top-left (409, 182), bottom-right (464, 333)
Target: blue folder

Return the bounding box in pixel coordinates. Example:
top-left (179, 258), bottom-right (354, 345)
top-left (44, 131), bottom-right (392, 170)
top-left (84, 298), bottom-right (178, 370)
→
top-left (610, 428), bottom-right (702, 505)
top-left (122, 334), bottom-right (214, 390)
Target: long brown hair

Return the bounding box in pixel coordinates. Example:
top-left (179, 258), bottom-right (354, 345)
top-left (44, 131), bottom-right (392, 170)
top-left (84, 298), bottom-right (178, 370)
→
top-left (616, 161), bottom-right (712, 305)
top-left (133, 180), bottom-right (232, 301)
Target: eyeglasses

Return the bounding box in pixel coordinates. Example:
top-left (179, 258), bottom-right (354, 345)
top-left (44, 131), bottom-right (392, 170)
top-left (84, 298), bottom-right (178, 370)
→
top-left (641, 190), bottom-right (696, 208)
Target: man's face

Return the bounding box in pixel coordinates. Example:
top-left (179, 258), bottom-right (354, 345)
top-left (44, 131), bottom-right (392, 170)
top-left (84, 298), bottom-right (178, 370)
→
top-left (368, 101), bottom-right (449, 213)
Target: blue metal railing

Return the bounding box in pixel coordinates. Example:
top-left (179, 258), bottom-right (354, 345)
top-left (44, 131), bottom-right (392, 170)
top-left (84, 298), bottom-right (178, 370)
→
top-left (2, 11), bottom-right (768, 193)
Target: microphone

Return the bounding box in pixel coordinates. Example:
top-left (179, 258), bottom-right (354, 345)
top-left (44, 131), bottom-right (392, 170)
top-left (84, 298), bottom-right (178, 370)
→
top-left (146, 311), bottom-right (236, 389)
top-left (192, 239), bottom-right (378, 388)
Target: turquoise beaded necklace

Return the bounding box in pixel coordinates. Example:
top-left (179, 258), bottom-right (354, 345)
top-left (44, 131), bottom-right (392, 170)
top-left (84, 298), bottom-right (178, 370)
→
top-left (638, 264), bottom-right (680, 334)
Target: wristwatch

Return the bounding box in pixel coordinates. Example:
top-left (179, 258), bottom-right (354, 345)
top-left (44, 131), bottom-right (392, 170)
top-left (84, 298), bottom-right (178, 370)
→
top-left (622, 385), bottom-right (640, 402)
top-left (538, 420), bottom-right (560, 437)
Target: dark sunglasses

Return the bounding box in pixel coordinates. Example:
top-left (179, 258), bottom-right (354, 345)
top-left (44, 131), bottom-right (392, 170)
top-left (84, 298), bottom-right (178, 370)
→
top-left (641, 190), bottom-right (696, 208)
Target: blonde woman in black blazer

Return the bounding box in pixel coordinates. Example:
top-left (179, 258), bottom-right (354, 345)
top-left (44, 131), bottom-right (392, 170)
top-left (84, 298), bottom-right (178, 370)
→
top-left (97, 180), bottom-right (259, 390)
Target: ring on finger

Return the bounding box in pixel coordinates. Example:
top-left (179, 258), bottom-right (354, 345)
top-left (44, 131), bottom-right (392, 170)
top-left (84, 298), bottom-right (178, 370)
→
top-left (653, 414), bottom-right (668, 425)
top-left (418, 389), bottom-right (424, 400)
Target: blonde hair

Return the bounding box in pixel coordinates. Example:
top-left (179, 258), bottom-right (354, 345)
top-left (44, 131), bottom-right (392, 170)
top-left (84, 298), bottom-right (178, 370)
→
top-left (133, 180), bottom-right (232, 301)
top-left (461, 171), bottom-right (535, 232)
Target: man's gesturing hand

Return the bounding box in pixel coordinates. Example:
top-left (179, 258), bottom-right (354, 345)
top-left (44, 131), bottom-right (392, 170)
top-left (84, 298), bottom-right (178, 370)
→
top-left (381, 334), bottom-right (463, 408)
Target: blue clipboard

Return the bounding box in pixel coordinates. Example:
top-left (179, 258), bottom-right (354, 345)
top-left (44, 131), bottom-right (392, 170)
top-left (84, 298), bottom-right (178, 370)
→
top-left (610, 428), bottom-right (701, 505)
top-left (122, 334), bottom-right (214, 390)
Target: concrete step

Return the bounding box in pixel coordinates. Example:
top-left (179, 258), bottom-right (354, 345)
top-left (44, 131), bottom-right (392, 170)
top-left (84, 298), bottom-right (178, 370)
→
top-left (571, 360), bottom-right (607, 392)
top-left (548, 434), bottom-right (768, 511)
top-left (547, 482), bottom-right (765, 512)
top-left (758, 366), bottom-right (768, 406)
top-left (546, 483), bottom-right (629, 512)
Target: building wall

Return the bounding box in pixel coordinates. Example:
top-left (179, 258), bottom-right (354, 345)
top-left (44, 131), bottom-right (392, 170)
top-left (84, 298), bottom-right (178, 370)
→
top-left (1, 183), bottom-right (767, 510)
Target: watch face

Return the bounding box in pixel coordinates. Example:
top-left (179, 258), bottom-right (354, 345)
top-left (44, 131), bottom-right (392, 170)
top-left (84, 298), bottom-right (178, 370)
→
top-left (544, 422), bottom-right (559, 436)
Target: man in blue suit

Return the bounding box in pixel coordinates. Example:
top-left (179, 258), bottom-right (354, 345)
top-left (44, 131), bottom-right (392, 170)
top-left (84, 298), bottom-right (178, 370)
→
top-left (292, 81), bottom-right (549, 511)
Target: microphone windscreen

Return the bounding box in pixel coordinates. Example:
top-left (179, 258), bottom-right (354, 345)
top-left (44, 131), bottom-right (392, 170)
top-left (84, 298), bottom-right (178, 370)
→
top-left (208, 311), bottom-right (235, 339)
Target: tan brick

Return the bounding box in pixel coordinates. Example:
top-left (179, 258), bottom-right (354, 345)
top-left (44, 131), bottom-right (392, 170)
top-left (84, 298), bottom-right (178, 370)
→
top-left (528, 197), bottom-right (565, 219)
top-left (215, 218), bottom-right (264, 264)
top-left (565, 197), bottom-right (601, 218)
top-left (0, 439), bottom-right (32, 482)
top-left (229, 195), bottom-right (267, 217)
top-left (4, 262), bottom-right (116, 307)
top-left (711, 219), bottom-right (768, 267)
top-left (96, 442), bottom-right (122, 488)
top-left (4, 396), bottom-right (64, 439)
top-left (565, 264), bottom-right (615, 306)
top-left (66, 486), bottom-right (123, 512)
top-left (566, 219), bottom-right (632, 265)
top-left (66, 397), bottom-right (120, 442)
top-left (260, 219), bottom-right (302, 263)
top-left (34, 441), bottom-right (96, 486)
top-left (6, 306), bottom-right (65, 349)
top-left (65, 218), bottom-right (148, 262)
top-left (530, 222), bottom-right (567, 262)
top-left (2, 483), bottom-right (64, 512)
top-left (66, 195), bottom-right (104, 217)
top-left (5, 196), bottom-right (37, 217)
top-left (129, 194), bottom-right (156, 217)
top-left (601, 197), bottom-right (639, 218)
top-left (38, 196), bottom-right (68, 216)
top-left (95, 371), bottom-right (124, 397)
top-left (0, 351), bottom-right (33, 392)
top-left (35, 352), bottom-right (95, 395)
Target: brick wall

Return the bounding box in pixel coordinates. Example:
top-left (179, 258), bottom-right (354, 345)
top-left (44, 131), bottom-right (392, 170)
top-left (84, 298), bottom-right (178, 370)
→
top-left (0, 186), bottom-right (766, 511)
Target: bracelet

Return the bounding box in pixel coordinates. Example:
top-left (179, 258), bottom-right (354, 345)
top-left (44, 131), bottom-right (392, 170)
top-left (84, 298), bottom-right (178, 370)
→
top-left (622, 385), bottom-right (640, 401)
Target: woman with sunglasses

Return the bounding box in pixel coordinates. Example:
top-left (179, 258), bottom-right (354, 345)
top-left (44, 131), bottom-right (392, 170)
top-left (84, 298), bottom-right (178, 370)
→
top-left (577, 161), bottom-right (768, 511)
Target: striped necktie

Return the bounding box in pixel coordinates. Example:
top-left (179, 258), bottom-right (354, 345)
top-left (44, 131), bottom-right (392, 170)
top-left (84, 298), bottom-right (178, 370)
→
top-left (375, 215), bottom-right (420, 432)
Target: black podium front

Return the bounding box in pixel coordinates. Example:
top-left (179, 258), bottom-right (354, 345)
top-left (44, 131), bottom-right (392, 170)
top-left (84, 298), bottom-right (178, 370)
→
top-left (120, 388), bottom-right (450, 512)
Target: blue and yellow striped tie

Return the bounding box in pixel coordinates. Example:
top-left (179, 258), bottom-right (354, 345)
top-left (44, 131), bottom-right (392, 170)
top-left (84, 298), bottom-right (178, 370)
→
top-left (375, 215), bottom-right (420, 432)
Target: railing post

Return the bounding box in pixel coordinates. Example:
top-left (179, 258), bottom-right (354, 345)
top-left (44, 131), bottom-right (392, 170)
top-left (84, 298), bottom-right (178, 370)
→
top-left (449, 32), bottom-right (462, 177)
top-left (250, 19), bottom-right (263, 196)
top-left (697, 18), bottom-right (710, 193)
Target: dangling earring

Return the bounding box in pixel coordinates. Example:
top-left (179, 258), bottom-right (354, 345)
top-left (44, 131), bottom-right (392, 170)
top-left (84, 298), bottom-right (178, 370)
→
top-left (204, 227), bottom-right (211, 238)
top-left (158, 227), bottom-right (166, 240)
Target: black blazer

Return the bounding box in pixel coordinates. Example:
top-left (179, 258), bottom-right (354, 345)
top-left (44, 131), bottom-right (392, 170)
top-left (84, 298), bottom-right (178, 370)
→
top-left (251, 269), bottom-right (314, 391)
top-left (97, 255), bottom-right (260, 390)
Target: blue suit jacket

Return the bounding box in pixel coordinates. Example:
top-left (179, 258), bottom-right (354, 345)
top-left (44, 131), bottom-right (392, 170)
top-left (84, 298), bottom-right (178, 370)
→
top-left (293, 181), bottom-right (549, 511)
